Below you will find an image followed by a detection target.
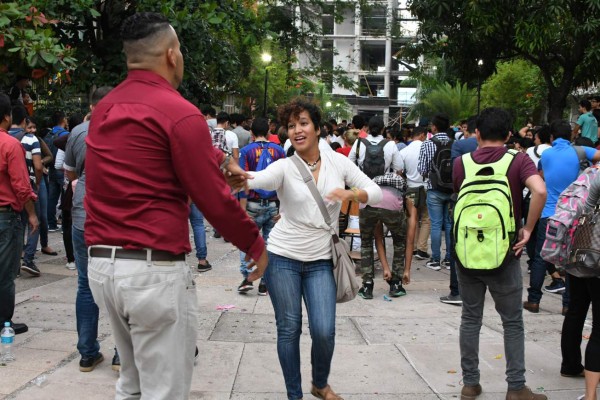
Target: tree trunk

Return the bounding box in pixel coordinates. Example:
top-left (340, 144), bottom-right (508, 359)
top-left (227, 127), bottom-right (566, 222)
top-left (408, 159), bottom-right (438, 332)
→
top-left (546, 89), bottom-right (568, 122)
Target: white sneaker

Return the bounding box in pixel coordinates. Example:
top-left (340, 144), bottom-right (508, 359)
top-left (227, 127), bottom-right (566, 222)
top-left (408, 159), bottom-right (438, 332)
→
top-left (65, 262), bottom-right (76, 270)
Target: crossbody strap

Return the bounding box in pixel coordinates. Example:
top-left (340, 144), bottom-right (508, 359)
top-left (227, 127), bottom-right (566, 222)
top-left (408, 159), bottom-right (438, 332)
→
top-left (290, 155), bottom-right (333, 227)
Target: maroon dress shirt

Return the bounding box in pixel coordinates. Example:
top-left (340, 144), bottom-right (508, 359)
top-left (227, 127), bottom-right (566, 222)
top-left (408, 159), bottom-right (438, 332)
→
top-left (84, 70), bottom-right (264, 260)
top-left (0, 130), bottom-right (36, 211)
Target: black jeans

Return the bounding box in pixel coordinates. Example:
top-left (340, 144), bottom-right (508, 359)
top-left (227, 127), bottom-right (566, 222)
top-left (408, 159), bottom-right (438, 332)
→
top-left (61, 209), bottom-right (74, 263)
top-left (561, 274), bottom-right (600, 374)
top-left (0, 211), bottom-right (23, 324)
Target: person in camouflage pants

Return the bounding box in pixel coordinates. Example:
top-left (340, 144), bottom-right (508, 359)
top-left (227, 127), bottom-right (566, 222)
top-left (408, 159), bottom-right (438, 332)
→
top-left (358, 172), bottom-right (409, 299)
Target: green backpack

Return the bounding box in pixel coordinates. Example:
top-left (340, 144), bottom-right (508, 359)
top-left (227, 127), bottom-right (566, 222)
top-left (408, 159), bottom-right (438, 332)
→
top-left (453, 150), bottom-right (517, 274)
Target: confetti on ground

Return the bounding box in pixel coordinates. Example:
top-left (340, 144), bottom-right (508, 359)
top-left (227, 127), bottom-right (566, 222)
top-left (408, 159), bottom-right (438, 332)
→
top-left (447, 369), bottom-right (457, 374)
top-left (447, 384), bottom-right (456, 387)
top-left (536, 387), bottom-right (544, 392)
top-left (383, 295), bottom-right (392, 302)
top-left (494, 354), bottom-right (503, 359)
top-left (216, 304), bottom-right (236, 311)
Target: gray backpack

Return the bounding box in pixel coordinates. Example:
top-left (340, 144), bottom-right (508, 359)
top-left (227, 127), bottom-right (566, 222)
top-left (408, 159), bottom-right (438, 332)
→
top-left (356, 138), bottom-right (387, 179)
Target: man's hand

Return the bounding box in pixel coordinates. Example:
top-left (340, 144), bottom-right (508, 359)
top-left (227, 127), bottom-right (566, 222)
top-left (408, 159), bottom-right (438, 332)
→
top-left (224, 161), bottom-right (252, 194)
top-left (28, 214), bottom-right (39, 234)
top-left (272, 213), bottom-right (281, 223)
top-left (513, 227), bottom-right (532, 256)
top-left (382, 268), bottom-right (392, 281)
top-left (402, 270), bottom-right (411, 285)
top-left (246, 248), bottom-right (269, 282)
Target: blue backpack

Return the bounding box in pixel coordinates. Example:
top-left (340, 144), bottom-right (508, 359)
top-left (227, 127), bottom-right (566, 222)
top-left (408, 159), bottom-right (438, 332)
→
top-left (253, 142), bottom-right (277, 199)
top-left (44, 126), bottom-right (68, 171)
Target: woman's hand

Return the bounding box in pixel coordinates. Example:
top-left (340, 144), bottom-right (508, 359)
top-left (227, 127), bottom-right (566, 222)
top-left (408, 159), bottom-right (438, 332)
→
top-left (325, 188), bottom-right (353, 203)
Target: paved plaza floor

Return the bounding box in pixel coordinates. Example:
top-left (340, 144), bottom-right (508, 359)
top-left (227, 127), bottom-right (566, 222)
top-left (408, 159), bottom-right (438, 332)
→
top-left (1, 229), bottom-right (596, 399)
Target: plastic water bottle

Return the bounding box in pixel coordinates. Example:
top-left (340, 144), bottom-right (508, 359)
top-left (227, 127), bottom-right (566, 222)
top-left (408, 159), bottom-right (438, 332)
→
top-left (1, 322), bottom-right (15, 362)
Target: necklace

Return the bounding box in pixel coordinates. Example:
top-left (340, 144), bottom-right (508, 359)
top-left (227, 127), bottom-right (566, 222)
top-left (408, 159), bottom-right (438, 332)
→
top-left (302, 155), bottom-right (321, 171)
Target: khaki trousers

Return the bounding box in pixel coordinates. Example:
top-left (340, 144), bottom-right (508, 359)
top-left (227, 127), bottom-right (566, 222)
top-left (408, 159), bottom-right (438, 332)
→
top-left (88, 247), bottom-right (198, 400)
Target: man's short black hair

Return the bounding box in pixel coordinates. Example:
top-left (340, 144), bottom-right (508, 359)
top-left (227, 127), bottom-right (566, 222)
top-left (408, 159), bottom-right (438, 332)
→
top-left (575, 137), bottom-right (595, 147)
top-left (466, 116), bottom-right (477, 133)
top-left (328, 119), bottom-right (337, 125)
top-left (121, 12), bottom-right (170, 42)
top-left (51, 110), bottom-right (66, 127)
top-left (549, 119), bottom-right (572, 141)
top-left (251, 117), bottom-right (269, 138)
top-left (431, 113), bottom-right (450, 133)
top-left (475, 107), bottom-right (512, 141)
top-left (591, 95), bottom-right (600, 102)
top-left (91, 86), bottom-right (113, 105)
top-left (201, 105), bottom-right (216, 117)
top-left (11, 105), bottom-right (28, 126)
top-left (230, 113), bottom-right (246, 126)
top-left (352, 115), bottom-right (365, 130)
top-left (580, 99), bottom-right (592, 111)
top-left (216, 111), bottom-right (230, 125)
top-left (0, 93), bottom-right (11, 121)
top-left (534, 125), bottom-right (551, 144)
top-left (412, 126), bottom-right (427, 137)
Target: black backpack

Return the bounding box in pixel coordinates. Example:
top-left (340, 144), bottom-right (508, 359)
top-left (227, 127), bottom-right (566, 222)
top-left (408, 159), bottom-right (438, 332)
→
top-left (356, 138), bottom-right (388, 179)
top-left (429, 136), bottom-right (454, 192)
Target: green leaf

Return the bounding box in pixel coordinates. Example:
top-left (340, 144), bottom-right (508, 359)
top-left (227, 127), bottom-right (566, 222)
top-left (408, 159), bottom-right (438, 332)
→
top-left (7, 47), bottom-right (21, 52)
top-left (89, 9), bottom-right (101, 18)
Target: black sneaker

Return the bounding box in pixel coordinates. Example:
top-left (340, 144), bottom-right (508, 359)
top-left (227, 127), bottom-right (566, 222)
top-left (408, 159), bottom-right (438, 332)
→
top-left (7, 321), bottom-right (28, 335)
top-left (425, 258), bottom-right (441, 271)
top-left (414, 250), bottom-right (430, 260)
top-left (440, 294), bottom-right (463, 305)
top-left (213, 230), bottom-right (222, 239)
top-left (238, 279), bottom-right (254, 293)
top-left (389, 281), bottom-right (406, 297)
top-left (21, 260), bottom-right (41, 277)
top-left (544, 278), bottom-right (566, 293)
top-left (358, 280), bottom-right (374, 300)
top-left (194, 346), bottom-right (199, 366)
top-left (111, 350), bottom-right (120, 372)
top-left (79, 352), bottom-right (104, 372)
top-left (442, 258), bottom-right (451, 270)
top-left (258, 281), bottom-right (268, 296)
top-left (197, 261), bottom-right (212, 273)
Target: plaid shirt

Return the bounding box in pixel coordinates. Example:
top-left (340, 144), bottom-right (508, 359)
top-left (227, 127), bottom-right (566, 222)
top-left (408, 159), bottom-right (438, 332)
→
top-left (373, 172), bottom-right (407, 193)
top-left (417, 133), bottom-right (451, 190)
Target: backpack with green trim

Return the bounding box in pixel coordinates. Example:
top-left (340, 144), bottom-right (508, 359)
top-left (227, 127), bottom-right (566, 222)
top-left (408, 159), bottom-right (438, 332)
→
top-left (452, 150), bottom-right (518, 274)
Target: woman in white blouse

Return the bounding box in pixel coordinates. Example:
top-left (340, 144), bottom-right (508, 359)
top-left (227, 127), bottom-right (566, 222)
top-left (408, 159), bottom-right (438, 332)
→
top-left (244, 100), bottom-right (381, 400)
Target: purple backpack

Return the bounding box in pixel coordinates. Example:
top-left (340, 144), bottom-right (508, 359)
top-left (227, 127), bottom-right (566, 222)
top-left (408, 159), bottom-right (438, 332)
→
top-left (541, 165), bottom-right (600, 266)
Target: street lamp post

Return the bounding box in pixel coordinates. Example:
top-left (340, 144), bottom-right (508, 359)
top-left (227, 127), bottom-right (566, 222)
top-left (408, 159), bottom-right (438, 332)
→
top-left (262, 53), bottom-right (272, 117)
top-left (477, 59), bottom-right (483, 115)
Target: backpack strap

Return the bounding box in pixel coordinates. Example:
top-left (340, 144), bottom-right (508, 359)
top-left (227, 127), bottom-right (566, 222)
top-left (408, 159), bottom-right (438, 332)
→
top-left (533, 145), bottom-right (541, 159)
top-left (573, 145), bottom-right (589, 171)
top-left (462, 149), bottom-right (517, 178)
top-left (354, 138), bottom-right (361, 166)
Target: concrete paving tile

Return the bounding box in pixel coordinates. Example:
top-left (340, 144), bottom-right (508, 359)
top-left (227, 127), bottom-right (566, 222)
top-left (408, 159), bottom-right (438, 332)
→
top-left (190, 341), bottom-right (244, 393)
top-left (44, 354), bottom-right (118, 386)
top-left (7, 347), bottom-right (72, 373)
top-left (197, 312), bottom-right (222, 341)
top-left (353, 316), bottom-right (501, 345)
top-left (210, 313), bottom-right (365, 345)
top-left (189, 392), bottom-right (231, 400)
top-left (21, 329), bottom-right (78, 352)
top-left (399, 340), bottom-right (585, 395)
top-left (15, 276), bottom-right (77, 304)
top-left (0, 367), bottom-right (41, 395)
top-left (197, 285), bottom-right (259, 313)
top-left (14, 301), bottom-right (76, 331)
top-left (13, 380), bottom-right (115, 400)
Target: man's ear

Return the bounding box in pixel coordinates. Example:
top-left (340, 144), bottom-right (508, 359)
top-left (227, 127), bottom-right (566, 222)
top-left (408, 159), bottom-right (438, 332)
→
top-left (166, 48), bottom-right (176, 68)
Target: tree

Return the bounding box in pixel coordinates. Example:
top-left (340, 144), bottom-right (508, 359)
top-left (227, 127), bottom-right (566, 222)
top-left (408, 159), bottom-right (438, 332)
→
top-left (480, 60), bottom-right (547, 127)
top-left (0, 2), bottom-right (77, 87)
top-left (408, 83), bottom-right (476, 123)
top-left (406, 0), bottom-right (600, 121)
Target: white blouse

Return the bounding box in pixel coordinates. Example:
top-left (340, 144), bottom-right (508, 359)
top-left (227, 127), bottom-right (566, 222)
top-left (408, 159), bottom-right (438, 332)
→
top-left (248, 150), bottom-right (382, 261)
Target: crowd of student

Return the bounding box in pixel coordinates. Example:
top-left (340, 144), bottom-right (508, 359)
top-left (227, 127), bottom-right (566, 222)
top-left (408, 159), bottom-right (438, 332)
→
top-left (0, 11), bottom-right (599, 400)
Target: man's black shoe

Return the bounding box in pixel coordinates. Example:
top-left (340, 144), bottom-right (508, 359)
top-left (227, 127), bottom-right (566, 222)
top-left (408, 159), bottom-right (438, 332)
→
top-left (213, 230), bottom-right (222, 239)
top-left (389, 281), bottom-right (407, 297)
top-left (79, 352), bottom-right (104, 372)
top-left (6, 321), bottom-right (28, 335)
top-left (414, 250), bottom-right (430, 260)
top-left (358, 280), bottom-right (374, 300)
top-left (197, 261), bottom-right (212, 273)
top-left (238, 279), bottom-right (254, 293)
top-left (111, 350), bottom-right (120, 372)
top-left (21, 261), bottom-right (41, 277)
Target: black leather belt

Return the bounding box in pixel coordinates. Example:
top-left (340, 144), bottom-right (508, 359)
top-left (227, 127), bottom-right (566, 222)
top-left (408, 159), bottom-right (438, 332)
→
top-left (89, 247), bottom-right (185, 262)
top-left (0, 206), bottom-right (13, 212)
top-left (247, 199), bottom-right (279, 207)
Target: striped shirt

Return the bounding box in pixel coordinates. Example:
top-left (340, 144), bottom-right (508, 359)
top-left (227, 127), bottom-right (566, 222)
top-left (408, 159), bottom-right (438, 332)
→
top-left (20, 133), bottom-right (41, 186)
top-left (417, 133), bottom-right (451, 190)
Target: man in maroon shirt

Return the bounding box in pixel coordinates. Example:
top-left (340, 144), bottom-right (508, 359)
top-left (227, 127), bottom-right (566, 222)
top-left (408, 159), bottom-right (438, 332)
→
top-left (0, 93), bottom-right (38, 335)
top-left (84, 13), bottom-right (267, 399)
top-left (452, 108), bottom-right (547, 400)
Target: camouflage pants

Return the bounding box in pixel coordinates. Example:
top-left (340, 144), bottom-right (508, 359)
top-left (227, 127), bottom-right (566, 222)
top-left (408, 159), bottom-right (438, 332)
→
top-left (359, 206), bottom-right (407, 282)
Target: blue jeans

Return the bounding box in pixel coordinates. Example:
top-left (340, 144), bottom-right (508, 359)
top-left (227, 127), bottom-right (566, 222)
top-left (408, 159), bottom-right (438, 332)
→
top-left (528, 218), bottom-right (555, 304)
top-left (239, 201), bottom-right (277, 278)
top-left (72, 227), bottom-right (100, 358)
top-left (264, 252), bottom-right (337, 400)
top-left (38, 178), bottom-right (49, 247)
top-left (189, 203), bottom-right (207, 260)
top-left (457, 258), bottom-right (526, 391)
top-left (0, 211), bottom-right (23, 324)
top-left (426, 189), bottom-right (452, 261)
top-left (47, 169), bottom-right (63, 229)
top-left (21, 195), bottom-right (40, 263)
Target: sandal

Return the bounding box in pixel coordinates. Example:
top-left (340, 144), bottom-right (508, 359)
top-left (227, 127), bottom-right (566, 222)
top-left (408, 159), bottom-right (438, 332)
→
top-left (310, 384), bottom-right (344, 400)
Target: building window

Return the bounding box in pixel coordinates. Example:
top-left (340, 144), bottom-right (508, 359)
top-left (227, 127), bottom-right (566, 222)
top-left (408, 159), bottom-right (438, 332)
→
top-left (322, 4), bottom-right (334, 35)
top-left (362, 4), bottom-right (387, 36)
